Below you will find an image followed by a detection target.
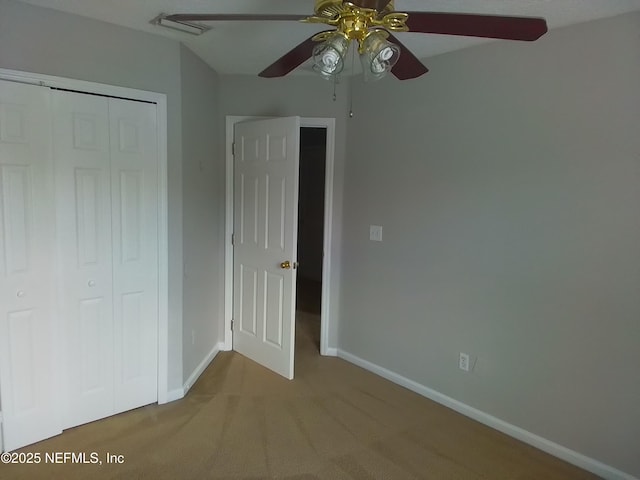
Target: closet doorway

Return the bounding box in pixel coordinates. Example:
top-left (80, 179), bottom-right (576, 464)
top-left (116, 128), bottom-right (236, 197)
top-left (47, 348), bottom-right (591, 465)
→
top-left (0, 69), bottom-right (169, 452)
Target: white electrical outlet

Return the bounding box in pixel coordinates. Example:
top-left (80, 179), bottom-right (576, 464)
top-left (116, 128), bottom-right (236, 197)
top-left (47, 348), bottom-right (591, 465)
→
top-left (459, 352), bottom-right (470, 372)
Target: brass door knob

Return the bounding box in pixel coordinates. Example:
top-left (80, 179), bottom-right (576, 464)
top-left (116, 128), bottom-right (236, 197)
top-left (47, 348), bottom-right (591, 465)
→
top-left (280, 260), bottom-right (291, 269)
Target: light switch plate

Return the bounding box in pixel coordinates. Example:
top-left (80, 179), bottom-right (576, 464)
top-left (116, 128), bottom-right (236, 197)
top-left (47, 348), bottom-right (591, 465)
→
top-left (369, 225), bottom-right (383, 242)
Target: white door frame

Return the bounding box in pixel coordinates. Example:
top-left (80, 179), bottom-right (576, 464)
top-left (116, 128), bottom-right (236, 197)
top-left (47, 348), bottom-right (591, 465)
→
top-left (225, 116), bottom-right (336, 356)
top-left (0, 68), bottom-right (171, 404)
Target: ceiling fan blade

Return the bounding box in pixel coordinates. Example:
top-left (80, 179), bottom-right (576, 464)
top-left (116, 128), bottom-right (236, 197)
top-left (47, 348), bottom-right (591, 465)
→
top-left (404, 12), bottom-right (547, 41)
top-left (164, 13), bottom-right (308, 22)
top-left (387, 33), bottom-right (429, 80)
top-left (349, 0), bottom-right (392, 11)
top-left (259, 31), bottom-right (332, 78)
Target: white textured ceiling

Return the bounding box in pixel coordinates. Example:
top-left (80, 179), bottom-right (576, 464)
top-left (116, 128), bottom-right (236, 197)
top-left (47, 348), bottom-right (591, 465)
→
top-left (16, 0), bottom-right (640, 76)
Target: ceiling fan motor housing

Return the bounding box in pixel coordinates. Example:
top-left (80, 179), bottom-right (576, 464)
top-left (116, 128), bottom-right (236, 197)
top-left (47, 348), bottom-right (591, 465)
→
top-left (314, 0), bottom-right (395, 19)
top-left (309, 0), bottom-right (408, 52)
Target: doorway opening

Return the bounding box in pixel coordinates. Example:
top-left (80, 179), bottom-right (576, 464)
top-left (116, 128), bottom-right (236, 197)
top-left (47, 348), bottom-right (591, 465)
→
top-left (295, 127), bottom-right (327, 355)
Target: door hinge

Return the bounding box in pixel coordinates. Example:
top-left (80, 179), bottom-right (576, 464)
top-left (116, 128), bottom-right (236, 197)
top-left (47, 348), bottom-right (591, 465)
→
top-left (231, 233), bottom-right (235, 246)
top-left (232, 142), bottom-right (235, 156)
top-left (230, 320), bottom-right (234, 332)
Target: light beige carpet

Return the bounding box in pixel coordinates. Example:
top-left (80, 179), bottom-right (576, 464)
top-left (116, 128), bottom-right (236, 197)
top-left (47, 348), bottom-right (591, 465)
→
top-left (0, 312), bottom-right (598, 479)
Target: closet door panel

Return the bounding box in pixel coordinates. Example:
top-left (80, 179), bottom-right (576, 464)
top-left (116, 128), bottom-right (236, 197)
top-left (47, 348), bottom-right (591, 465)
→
top-left (109, 98), bottom-right (158, 412)
top-left (0, 80), bottom-right (60, 451)
top-left (52, 90), bottom-right (115, 428)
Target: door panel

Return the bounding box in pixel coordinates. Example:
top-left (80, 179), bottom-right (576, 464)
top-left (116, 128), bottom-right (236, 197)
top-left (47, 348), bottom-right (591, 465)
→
top-left (239, 264), bottom-right (258, 336)
top-left (52, 90), bottom-right (114, 428)
top-left (0, 80), bottom-right (60, 451)
top-left (78, 298), bottom-right (106, 392)
top-left (2, 165), bottom-right (30, 273)
top-left (75, 168), bottom-right (103, 265)
top-left (121, 291), bottom-right (143, 381)
top-left (265, 174), bottom-right (287, 250)
top-left (233, 117), bottom-right (300, 380)
top-left (6, 310), bottom-right (37, 410)
top-left (239, 173), bottom-right (259, 246)
top-left (109, 98), bottom-right (158, 413)
top-left (264, 271), bottom-right (284, 347)
top-left (119, 170), bottom-right (143, 262)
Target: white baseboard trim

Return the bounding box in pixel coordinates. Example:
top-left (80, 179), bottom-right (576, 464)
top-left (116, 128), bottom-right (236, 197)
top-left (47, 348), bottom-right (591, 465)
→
top-left (322, 347), bottom-right (338, 357)
top-left (165, 387), bottom-right (184, 403)
top-left (183, 342), bottom-right (224, 396)
top-left (336, 349), bottom-right (637, 480)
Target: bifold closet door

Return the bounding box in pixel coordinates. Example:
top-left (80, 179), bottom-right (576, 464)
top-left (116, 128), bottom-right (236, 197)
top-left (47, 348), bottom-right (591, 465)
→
top-left (52, 91), bottom-right (159, 428)
top-left (109, 98), bottom-right (159, 414)
top-left (52, 91), bottom-right (115, 428)
top-left (0, 80), bottom-right (61, 450)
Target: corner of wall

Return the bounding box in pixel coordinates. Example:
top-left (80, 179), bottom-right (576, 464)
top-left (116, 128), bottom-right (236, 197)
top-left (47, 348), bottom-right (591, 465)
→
top-left (179, 45), bottom-right (225, 384)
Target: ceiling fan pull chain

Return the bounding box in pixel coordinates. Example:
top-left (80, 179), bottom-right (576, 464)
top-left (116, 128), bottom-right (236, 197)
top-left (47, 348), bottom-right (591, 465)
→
top-left (333, 75), bottom-right (337, 101)
top-left (349, 46), bottom-right (355, 118)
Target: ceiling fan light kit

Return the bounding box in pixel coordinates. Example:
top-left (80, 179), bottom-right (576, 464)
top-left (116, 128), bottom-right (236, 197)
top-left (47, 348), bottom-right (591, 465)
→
top-left (162, 0), bottom-right (548, 80)
top-left (307, 0), bottom-right (407, 81)
top-left (311, 29), bottom-right (399, 81)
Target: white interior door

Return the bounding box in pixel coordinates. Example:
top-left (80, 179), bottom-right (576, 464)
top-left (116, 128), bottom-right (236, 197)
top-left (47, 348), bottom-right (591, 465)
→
top-left (233, 117), bottom-right (300, 379)
top-left (0, 80), bottom-right (61, 450)
top-left (109, 97), bottom-right (159, 413)
top-left (52, 90), bottom-right (115, 428)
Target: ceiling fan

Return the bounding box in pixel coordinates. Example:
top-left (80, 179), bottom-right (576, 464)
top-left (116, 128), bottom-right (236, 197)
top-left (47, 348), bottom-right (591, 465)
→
top-left (163, 0), bottom-right (547, 81)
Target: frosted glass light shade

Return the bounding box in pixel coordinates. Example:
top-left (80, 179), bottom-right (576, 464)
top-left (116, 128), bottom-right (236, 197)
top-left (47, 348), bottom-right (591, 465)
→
top-left (360, 31), bottom-right (400, 81)
top-left (313, 33), bottom-right (349, 78)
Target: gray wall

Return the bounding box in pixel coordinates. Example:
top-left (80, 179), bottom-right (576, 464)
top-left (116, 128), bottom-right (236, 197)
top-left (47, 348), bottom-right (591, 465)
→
top-left (219, 75), bottom-right (350, 348)
top-left (180, 45), bottom-right (224, 382)
top-left (340, 12), bottom-right (640, 476)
